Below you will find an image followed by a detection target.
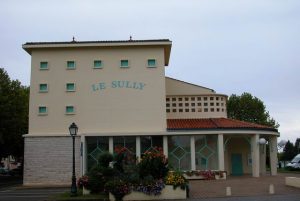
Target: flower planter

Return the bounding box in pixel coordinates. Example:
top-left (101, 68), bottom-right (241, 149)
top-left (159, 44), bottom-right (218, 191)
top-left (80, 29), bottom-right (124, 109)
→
top-left (109, 185), bottom-right (187, 201)
top-left (184, 170), bottom-right (227, 180)
top-left (83, 187), bottom-right (91, 195)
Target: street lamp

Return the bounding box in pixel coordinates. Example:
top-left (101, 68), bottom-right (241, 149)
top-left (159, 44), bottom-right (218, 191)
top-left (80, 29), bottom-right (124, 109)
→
top-left (69, 122), bottom-right (78, 196)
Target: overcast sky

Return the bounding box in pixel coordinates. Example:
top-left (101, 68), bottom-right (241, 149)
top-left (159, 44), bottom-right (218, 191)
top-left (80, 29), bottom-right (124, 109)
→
top-left (1, 0), bottom-right (299, 143)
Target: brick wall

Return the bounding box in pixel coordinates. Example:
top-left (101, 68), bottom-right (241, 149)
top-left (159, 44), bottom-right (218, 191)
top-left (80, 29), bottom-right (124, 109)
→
top-left (23, 136), bottom-right (81, 185)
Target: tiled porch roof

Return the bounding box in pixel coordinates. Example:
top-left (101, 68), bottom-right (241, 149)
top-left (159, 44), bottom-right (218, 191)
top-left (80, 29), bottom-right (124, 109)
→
top-left (167, 118), bottom-right (278, 132)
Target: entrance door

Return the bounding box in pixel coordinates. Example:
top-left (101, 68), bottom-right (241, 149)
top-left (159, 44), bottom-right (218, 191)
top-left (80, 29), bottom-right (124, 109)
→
top-left (231, 154), bottom-right (243, 176)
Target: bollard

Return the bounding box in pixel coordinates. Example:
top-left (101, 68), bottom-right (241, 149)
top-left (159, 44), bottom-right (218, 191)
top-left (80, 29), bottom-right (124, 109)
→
top-left (269, 184), bottom-right (275, 194)
top-left (226, 186), bottom-right (231, 196)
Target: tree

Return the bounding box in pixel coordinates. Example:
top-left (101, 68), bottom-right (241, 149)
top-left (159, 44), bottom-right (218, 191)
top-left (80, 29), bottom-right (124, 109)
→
top-left (281, 140), bottom-right (296, 161)
top-left (227, 92), bottom-right (279, 129)
top-left (0, 68), bottom-right (29, 162)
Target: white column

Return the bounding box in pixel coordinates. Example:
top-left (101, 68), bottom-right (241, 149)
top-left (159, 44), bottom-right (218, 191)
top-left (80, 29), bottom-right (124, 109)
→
top-left (269, 136), bottom-right (278, 176)
top-left (191, 136), bottom-right (196, 170)
top-left (109, 136), bottom-right (113, 154)
top-left (218, 134), bottom-right (225, 171)
top-left (251, 134), bottom-right (260, 177)
top-left (136, 136), bottom-right (141, 161)
top-left (259, 143), bottom-right (266, 175)
top-left (80, 135), bottom-right (87, 176)
top-left (163, 136), bottom-right (168, 157)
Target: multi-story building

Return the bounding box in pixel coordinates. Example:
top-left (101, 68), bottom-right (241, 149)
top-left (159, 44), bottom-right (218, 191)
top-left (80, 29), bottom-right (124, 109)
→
top-left (22, 39), bottom-right (279, 185)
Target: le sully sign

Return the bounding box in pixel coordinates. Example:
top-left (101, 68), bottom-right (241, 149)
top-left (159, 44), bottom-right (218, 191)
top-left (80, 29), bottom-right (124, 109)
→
top-left (92, 80), bottom-right (146, 92)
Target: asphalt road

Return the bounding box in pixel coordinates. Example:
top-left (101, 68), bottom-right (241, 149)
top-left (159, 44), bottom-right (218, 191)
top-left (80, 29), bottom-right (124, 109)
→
top-left (0, 187), bottom-right (299, 201)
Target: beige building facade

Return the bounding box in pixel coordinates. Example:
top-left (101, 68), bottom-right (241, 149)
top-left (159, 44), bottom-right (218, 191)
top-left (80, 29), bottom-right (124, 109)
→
top-left (22, 39), bottom-right (279, 185)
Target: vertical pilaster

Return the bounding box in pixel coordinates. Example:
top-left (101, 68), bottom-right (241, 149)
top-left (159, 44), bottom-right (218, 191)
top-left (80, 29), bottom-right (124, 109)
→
top-left (191, 136), bottom-right (196, 170)
top-left (80, 135), bottom-right (86, 176)
top-left (136, 136), bottom-right (141, 161)
top-left (269, 136), bottom-right (278, 176)
top-left (163, 136), bottom-right (168, 157)
top-left (251, 134), bottom-right (260, 177)
top-left (109, 137), bottom-right (113, 154)
top-left (218, 134), bottom-right (225, 171)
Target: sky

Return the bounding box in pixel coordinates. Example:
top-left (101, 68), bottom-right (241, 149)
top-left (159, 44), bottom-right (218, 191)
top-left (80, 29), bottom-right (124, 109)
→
top-left (1, 0), bottom-right (299, 143)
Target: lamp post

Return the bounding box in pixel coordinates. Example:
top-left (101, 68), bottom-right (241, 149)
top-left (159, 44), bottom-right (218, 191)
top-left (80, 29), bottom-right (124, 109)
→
top-left (69, 122), bottom-right (78, 196)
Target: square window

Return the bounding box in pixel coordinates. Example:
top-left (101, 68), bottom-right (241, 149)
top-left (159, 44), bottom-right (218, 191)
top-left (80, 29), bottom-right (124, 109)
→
top-left (178, 98), bottom-right (182, 101)
top-left (66, 83), bottom-right (75, 91)
top-left (147, 59), bottom-right (156, 67)
top-left (120, 60), bottom-right (129, 68)
top-left (166, 109), bottom-right (170, 113)
top-left (216, 97), bottom-right (219, 101)
top-left (185, 109), bottom-right (189, 112)
top-left (179, 109), bottom-right (183, 112)
top-left (185, 103), bottom-right (189, 107)
top-left (197, 97), bottom-right (201, 101)
top-left (166, 103), bottom-right (170, 107)
top-left (172, 103), bottom-right (176, 107)
top-left (204, 108), bottom-right (208, 112)
top-left (204, 97), bottom-right (207, 101)
top-left (191, 97), bottom-right (195, 101)
top-left (191, 103), bottom-right (195, 106)
top-left (192, 109), bottom-right (196, 112)
top-left (198, 108), bottom-right (202, 112)
top-left (185, 97), bottom-right (189, 101)
top-left (40, 62), bottom-right (48, 70)
top-left (179, 103), bottom-right (183, 107)
top-left (197, 103), bottom-right (201, 106)
top-left (166, 98), bottom-right (170, 102)
top-left (172, 109), bottom-right (177, 112)
top-left (66, 106), bottom-right (75, 114)
top-left (216, 102), bottom-right (220, 106)
top-left (210, 97), bottom-right (214, 100)
top-left (210, 102), bottom-right (214, 106)
top-left (211, 108), bottom-right (215, 112)
top-left (204, 102), bottom-right (208, 106)
top-left (39, 84), bottom-right (48, 92)
top-left (94, 60), bottom-right (102, 68)
top-left (38, 106), bottom-right (47, 115)
top-left (172, 97), bottom-right (176, 101)
top-left (67, 61), bottom-right (76, 69)
top-left (217, 108), bottom-right (220, 112)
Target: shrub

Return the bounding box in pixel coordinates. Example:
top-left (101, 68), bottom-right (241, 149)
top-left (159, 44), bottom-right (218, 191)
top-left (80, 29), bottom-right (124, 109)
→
top-left (138, 147), bottom-right (168, 179)
top-left (105, 178), bottom-right (131, 201)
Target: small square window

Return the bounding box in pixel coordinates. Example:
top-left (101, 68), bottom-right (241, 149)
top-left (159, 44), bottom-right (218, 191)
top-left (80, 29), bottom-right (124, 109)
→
top-left (94, 60), bottom-right (102, 68)
top-left (120, 60), bottom-right (129, 68)
top-left (191, 97), bottom-right (195, 101)
top-left (39, 83), bottom-right (48, 92)
top-left (185, 103), bottom-right (189, 106)
top-left (192, 109), bottom-right (196, 112)
top-left (197, 97), bottom-right (201, 101)
top-left (185, 109), bottom-right (189, 112)
top-left (217, 108), bottom-right (220, 112)
top-left (204, 102), bottom-right (208, 106)
top-left (211, 108), bottom-right (215, 112)
top-left (147, 59), bottom-right (156, 67)
top-left (172, 109), bottom-right (177, 112)
top-left (166, 98), bottom-right (170, 102)
top-left (204, 108), bottom-right (208, 112)
top-left (166, 103), bottom-right (170, 107)
top-left (191, 103), bottom-right (195, 106)
top-left (216, 97), bottom-right (219, 101)
top-left (172, 103), bottom-right (176, 107)
top-left (66, 106), bottom-right (75, 114)
top-left (67, 61), bottom-right (76, 69)
top-left (172, 98), bottom-right (176, 101)
top-left (179, 103), bottom-right (183, 107)
top-left (166, 109), bottom-right (170, 113)
top-left (204, 97), bottom-right (207, 101)
top-left (185, 97), bottom-right (189, 101)
top-left (216, 102), bottom-right (220, 106)
top-left (197, 103), bottom-right (201, 106)
top-left (210, 102), bottom-right (214, 106)
top-left (40, 62), bottom-right (48, 70)
top-left (210, 97), bottom-right (214, 100)
top-left (179, 109), bottom-right (183, 112)
top-left (178, 98), bottom-right (182, 101)
top-left (66, 83), bottom-right (75, 92)
top-left (38, 106), bottom-right (47, 115)
top-left (198, 108), bottom-right (202, 112)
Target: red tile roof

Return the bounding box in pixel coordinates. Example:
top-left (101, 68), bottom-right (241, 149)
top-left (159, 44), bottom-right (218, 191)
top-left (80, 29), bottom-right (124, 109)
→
top-left (167, 118), bottom-right (277, 132)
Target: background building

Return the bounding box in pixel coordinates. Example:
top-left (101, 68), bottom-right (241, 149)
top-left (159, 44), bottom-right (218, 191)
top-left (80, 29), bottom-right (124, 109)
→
top-left (22, 39), bottom-right (279, 185)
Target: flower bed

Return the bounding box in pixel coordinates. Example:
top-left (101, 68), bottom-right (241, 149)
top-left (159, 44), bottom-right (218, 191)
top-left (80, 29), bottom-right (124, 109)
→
top-left (184, 170), bottom-right (227, 180)
top-left (109, 185), bottom-right (186, 201)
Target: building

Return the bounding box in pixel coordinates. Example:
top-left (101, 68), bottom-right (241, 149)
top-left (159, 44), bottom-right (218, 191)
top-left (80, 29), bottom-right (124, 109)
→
top-left (22, 39), bottom-right (279, 185)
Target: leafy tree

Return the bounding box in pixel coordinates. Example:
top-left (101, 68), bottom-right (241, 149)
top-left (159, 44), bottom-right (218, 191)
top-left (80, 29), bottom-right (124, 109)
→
top-left (0, 68), bottom-right (29, 162)
top-left (227, 92), bottom-right (279, 129)
top-left (281, 140), bottom-right (296, 161)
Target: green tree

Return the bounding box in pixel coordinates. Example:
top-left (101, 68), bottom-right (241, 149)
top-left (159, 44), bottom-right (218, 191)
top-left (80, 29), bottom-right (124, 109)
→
top-left (281, 140), bottom-right (296, 161)
top-left (227, 92), bottom-right (279, 129)
top-left (0, 68), bottom-right (29, 162)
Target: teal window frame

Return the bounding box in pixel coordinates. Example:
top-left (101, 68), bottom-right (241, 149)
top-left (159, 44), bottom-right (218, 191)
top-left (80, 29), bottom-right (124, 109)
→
top-left (38, 106), bottom-right (47, 115)
top-left (40, 61), bottom-right (48, 70)
top-left (120, 60), bottom-right (129, 68)
top-left (39, 83), bottom-right (48, 92)
top-left (147, 59), bottom-right (156, 68)
top-left (94, 60), bottom-right (103, 69)
top-left (65, 105), bottom-right (75, 114)
top-left (66, 83), bottom-right (75, 92)
top-left (67, 61), bottom-right (76, 69)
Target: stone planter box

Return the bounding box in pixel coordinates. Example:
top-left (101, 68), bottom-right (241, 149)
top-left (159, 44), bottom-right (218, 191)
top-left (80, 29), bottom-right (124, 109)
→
top-left (285, 177), bottom-right (300, 188)
top-left (184, 171), bottom-right (227, 180)
top-left (109, 185), bottom-right (187, 201)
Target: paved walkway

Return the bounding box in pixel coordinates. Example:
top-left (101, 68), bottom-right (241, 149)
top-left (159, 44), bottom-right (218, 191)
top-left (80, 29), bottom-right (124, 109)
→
top-left (189, 173), bottom-right (300, 199)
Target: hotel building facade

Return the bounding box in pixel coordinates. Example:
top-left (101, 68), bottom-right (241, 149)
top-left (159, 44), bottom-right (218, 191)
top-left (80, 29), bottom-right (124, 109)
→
top-left (22, 39), bottom-right (279, 185)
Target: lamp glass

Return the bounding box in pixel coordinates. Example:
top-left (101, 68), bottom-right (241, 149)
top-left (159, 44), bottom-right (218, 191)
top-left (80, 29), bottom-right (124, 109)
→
top-left (69, 123), bottom-right (78, 136)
